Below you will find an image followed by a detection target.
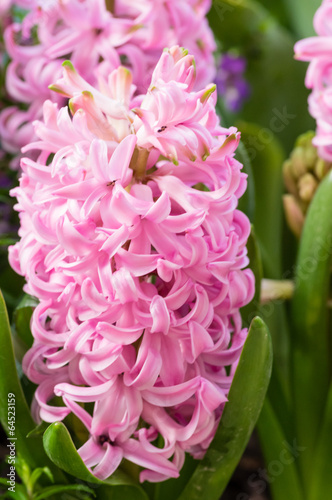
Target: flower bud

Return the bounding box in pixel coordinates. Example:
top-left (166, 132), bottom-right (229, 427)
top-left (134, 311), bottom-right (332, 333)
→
top-left (283, 131), bottom-right (332, 236)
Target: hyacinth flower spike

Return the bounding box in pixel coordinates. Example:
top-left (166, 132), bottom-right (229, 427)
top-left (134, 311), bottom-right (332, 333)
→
top-left (9, 46), bottom-right (254, 483)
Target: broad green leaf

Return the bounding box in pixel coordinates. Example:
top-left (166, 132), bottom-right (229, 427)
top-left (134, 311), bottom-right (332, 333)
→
top-left (240, 225), bottom-right (262, 327)
top-left (209, 0), bottom-right (314, 152)
top-left (291, 170), bottom-right (332, 485)
top-left (27, 421), bottom-right (49, 439)
top-left (215, 98), bottom-right (255, 221)
top-left (43, 422), bottom-right (149, 500)
top-left (308, 382), bottom-right (332, 500)
top-left (264, 365), bottom-right (294, 446)
top-left (0, 290), bottom-right (65, 483)
top-left (13, 294), bottom-right (37, 349)
top-left (33, 484), bottom-right (95, 500)
top-left (238, 122), bottom-right (291, 399)
top-left (257, 399), bottom-right (303, 500)
top-left (237, 121), bottom-right (284, 278)
top-left (236, 140), bottom-right (255, 221)
top-left (177, 317), bottom-right (272, 500)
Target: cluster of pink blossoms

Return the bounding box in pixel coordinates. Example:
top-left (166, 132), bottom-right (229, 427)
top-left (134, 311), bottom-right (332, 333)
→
top-left (0, 0), bottom-right (216, 160)
top-left (9, 47), bottom-right (254, 482)
top-left (295, 0), bottom-right (332, 161)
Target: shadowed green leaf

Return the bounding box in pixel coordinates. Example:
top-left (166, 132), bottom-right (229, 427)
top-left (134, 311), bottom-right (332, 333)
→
top-left (13, 294), bottom-right (37, 349)
top-left (241, 225), bottom-right (263, 327)
top-left (308, 382), bottom-right (332, 500)
top-left (176, 317), bottom-right (272, 500)
top-left (236, 140), bottom-right (255, 221)
top-left (0, 290), bottom-right (65, 483)
top-left (33, 484), bottom-right (95, 500)
top-left (291, 170), bottom-right (332, 485)
top-left (257, 399), bottom-right (303, 500)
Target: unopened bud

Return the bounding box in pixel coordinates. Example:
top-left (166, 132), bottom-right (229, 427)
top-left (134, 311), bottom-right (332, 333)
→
top-left (283, 131), bottom-right (332, 237)
top-left (290, 147), bottom-right (307, 178)
top-left (283, 159), bottom-right (298, 196)
top-left (283, 194), bottom-right (304, 239)
top-left (314, 158), bottom-right (330, 180)
top-left (298, 173), bottom-right (318, 202)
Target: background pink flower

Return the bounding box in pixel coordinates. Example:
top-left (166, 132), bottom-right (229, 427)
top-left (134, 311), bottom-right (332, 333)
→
top-left (295, 0), bottom-right (332, 161)
top-left (0, 0), bottom-right (216, 158)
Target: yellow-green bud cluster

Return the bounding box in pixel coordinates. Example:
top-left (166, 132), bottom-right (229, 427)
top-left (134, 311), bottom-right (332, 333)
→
top-left (283, 131), bottom-right (332, 238)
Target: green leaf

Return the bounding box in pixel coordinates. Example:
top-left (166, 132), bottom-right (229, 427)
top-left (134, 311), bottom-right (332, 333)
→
top-left (240, 225), bottom-right (263, 327)
top-left (28, 467), bottom-right (54, 494)
top-left (237, 121), bottom-right (284, 277)
top-left (27, 421), bottom-right (50, 440)
top-left (0, 237), bottom-right (17, 247)
top-left (0, 265), bottom-right (25, 317)
top-left (238, 122), bottom-right (291, 400)
top-left (236, 140), bottom-right (255, 221)
top-left (176, 317), bottom-right (272, 500)
top-left (0, 483), bottom-right (28, 500)
top-left (43, 422), bottom-right (149, 500)
top-left (13, 294), bottom-right (37, 349)
top-left (0, 290), bottom-right (65, 483)
top-left (33, 484), bottom-right (95, 500)
top-left (257, 399), bottom-right (304, 500)
top-left (209, 0), bottom-right (314, 152)
top-left (42, 423), bottom-right (107, 485)
top-left (291, 170), bottom-right (332, 485)
top-left (308, 382), bottom-right (332, 500)
top-left (215, 101), bottom-right (255, 221)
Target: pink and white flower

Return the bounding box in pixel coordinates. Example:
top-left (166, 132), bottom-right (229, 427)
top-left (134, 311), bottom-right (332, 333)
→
top-left (10, 47), bottom-right (254, 482)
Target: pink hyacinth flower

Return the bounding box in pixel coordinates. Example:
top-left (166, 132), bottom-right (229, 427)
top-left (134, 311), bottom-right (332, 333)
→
top-left (10, 47), bottom-right (254, 482)
top-left (295, 0), bottom-right (332, 160)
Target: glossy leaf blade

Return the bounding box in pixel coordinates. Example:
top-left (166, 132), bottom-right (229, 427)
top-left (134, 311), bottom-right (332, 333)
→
top-left (177, 317), bottom-right (272, 500)
top-left (13, 294), bottom-right (37, 349)
top-left (33, 484), bottom-right (95, 500)
top-left (257, 398), bottom-right (303, 500)
top-left (240, 225), bottom-right (263, 327)
top-left (291, 170), bottom-right (332, 484)
top-left (236, 140), bottom-right (255, 221)
top-left (43, 422), bottom-right (149, 500)
top-left (0, 289), bottom-right (63, 480)
top-left (237, 121), bottom-right (284, 278)
top-left (308, 382), bottom-right (332, 500)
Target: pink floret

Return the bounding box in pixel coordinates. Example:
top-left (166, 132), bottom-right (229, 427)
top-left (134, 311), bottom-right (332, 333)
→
top-left (295, 0), bottom-right (332, 160)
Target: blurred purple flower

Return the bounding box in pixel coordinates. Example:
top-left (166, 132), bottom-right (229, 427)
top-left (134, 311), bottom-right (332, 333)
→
top-left (216, 53), bottom-right (250, 113)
